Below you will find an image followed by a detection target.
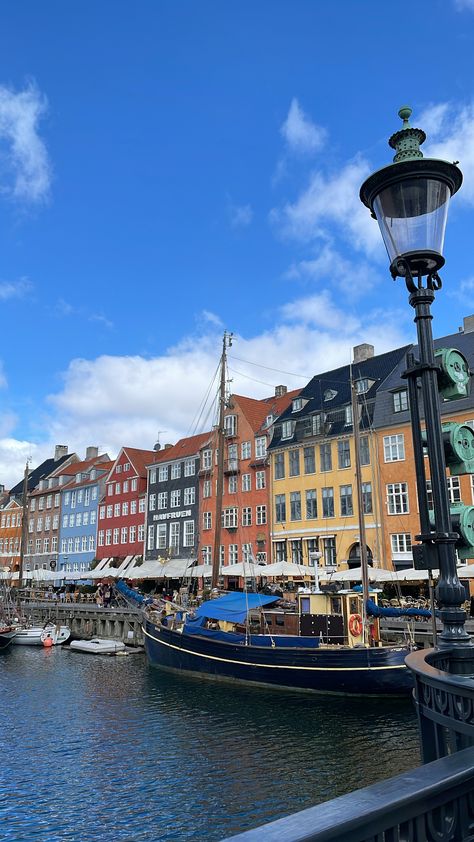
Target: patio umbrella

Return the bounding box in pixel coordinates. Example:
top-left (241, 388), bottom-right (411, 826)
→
top-left (221, 562), bottom-right (264, 577)
top-left (261, 561), bottom-right (311, 578)
top-left (328, 566), bottom-right (399, 583)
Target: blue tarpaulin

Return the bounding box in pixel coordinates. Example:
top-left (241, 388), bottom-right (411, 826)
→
top-left (366, 597), bottom-right (432, 619)
top-left (193, 592), bottom-right (279, 624)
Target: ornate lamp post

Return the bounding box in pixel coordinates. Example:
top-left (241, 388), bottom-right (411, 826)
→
top-left (360, 107), bottom-right (471, 648)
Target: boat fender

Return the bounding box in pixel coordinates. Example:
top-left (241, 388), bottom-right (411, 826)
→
top-left (43, 636), bottom-right (54, 648)
top-left (349, 614), bottom-right (363, 637)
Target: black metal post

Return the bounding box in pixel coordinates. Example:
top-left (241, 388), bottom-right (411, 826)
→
top-left (408, 284), bottom-right (469, 646)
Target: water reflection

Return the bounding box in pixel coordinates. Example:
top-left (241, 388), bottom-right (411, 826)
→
top-left (0, 648), bottom-right (420, 841)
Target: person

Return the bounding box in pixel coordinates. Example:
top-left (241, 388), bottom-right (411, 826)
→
top-left (95, 586), bottom-right (103, 607)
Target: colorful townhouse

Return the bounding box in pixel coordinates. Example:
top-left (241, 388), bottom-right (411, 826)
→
top-left (198, 387), bottom-right (300, 571)
top-left (373, 316), bottom-right (474, 570)
top-left (144, 433), bottom-right (210, 563)
top-left (0, 499), bottom-right (23, 571)
top-left (267, 346), bottom-right (409, 571)
top-left (58, 458), bottom-right (113, 576)
top-left (97, 446), bottom-right (161, 569)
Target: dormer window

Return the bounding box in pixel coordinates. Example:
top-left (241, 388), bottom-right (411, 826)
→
top-left (355, 378), bottom-right (368, 394)
top-left (266, 414), bottom-right (274, 427)
top-left (324, 389), bottom-right (337, 402)
top-left (224, 414), bottom-right (237, 437)
top-left (345, 405), bottom-right (353, 425)
top-left (75, 473), bottom-right (82, 483)
top-left (292, 398), bottom-right (303, 412)
top-left (281, 420), bottom-right (295, 440)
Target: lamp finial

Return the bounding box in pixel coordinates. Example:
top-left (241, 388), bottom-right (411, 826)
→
top-left (389, 106), bottom-right (425, 163)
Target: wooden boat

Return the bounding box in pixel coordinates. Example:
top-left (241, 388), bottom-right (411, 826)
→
top-left (69, 638), bottom-right (126, 654)
top-left (0, 626), bottom-right (18, 649)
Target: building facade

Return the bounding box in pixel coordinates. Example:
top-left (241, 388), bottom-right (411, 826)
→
top-left (58, 461), bottom-right (112, 576)
top-left (0, 500), bottom-right (22, 571)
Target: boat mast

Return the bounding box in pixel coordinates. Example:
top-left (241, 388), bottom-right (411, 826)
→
top-left (18, 461), bottom-right (29, 589)
top-left (350, 371), bottom-right (370, 642)
top-left (211, 332), bottom-right (233, 590)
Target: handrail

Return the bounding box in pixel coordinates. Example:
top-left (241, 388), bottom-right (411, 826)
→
top-left (222, 746), bottom-right (474, 842)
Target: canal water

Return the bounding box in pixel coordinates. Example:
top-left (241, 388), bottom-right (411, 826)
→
top-left (0, 646), bottom-right (420, 841)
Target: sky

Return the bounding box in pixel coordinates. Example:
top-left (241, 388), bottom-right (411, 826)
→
top-left (1, 0), bottom-right (474, 487)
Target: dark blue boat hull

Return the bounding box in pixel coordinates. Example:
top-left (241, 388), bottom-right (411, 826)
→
top-left (143, 619), bottom-right (413, 696)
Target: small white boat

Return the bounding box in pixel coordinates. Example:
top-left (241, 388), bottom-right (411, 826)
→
top-left (69, 638), bottom-right (126, 655)
top-left (12, 623), bottom-right (71, 646)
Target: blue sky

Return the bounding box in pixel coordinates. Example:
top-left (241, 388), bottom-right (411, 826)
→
top-left (1, 0), bottom-right (474, 485)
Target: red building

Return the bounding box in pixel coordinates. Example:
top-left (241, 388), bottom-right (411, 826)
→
top-left (97, 447), bottom-right (164, 568)
top-left (198, 386), bottom-right (300, 569)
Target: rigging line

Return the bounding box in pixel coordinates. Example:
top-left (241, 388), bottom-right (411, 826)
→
top-left (228, 367), bottom-right (282, 389)
top-left (186, 360), bottom-right (221, 437)
top-left (228, 354), bottom-right (310, 379)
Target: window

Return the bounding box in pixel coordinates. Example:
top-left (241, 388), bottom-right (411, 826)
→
top-left (157, 524), bottom-right (166, 549)
top-left (171, 490), bottom-right (181, 508)
top-left (51, 536), bottom-right (58, 552)
top-left (62, 515), bottom-right (68, 528)
top-left (320, 443), bottom-right (332, 472)
top-left (43, 538), bottom-right (50, 553)
top-left (201, 546), bottom-right (212, 564)
top-left (169, 522), bottom-right (179, 550)
top-left (289, 450), bottom-right (300, 476)
top-left (338, 440), bottom-right (351, 469)
top-left (242, 543), bottom-right (253, 563)
top-left (323, 537), bottom-right (336, 567)
top-left (106, 505), bottom-right (113, 518)
top-left (116, 465), bottom-right (122, 473)
top-left (202, 450), bottom-right (212, 471)
top-left (290, 539), bottom-right (303, 563)
top-left (159, 465), bottom-right (169, 482)
top-left (129, 525), bottom-right (137, 543)
top-left (355, 378), bottom-right (368, 394)
top-left (290, 491), bottom-right (301, 521)
top-left (359, 436), bottom-right (370, 466)
top-left (90, 511), bottom-right (96, 525)
top-left (224, 414), bottom-right (237, 437)
top-left (228, 476), bottom-right (237, 494)
top-left (89, 536), bottom-right (95, 551)
top-left (113, 528), bottom-right (119, 544)
top-left (52, 515), bottom-right (59, 529)
top-left (46, 495), bottom-right (52, 509)
top-left (344, 405), bottom-right (353, 425)
top-left (274, 541), bottom-right (286, 562)
top-left (256, 551), bottom-right (267, 564)
top-left (384, 434), bottom-right (405, 462)
top-left (114, 503), bottom-right (120, 517)
top-left (322, 487), bottom-right (334, 518)
top-left (149, 494), bottom-right (156, 511)
top-left (105, 530), bottom-right (112, 546)
top-left (130, 500), bottom-right (137, 515)
top-left (184, 487), bottom-right (195, 505)
top-left (340, 485), bottom-right (353, 517)
top-left (98, 531), bottom-right (104, 547)
top-left (184, 459), bottom-right (195, 477)
top-left (115, 483), bottom-right (121, 494)
top-left (447, 476), bottom-right (462, 504)
top-left (70, 492), bottom-right (76, 509)
top-left (229, 544), bottom-right (238, 564)
top-left (241, 441), bottom-right (251, 460)
top-left (281, 420), bottom-right (294, 439)
top-left (73, 537), bottom-right (80, 553)
top-left (256, 505), bottom-right (267, 525)
top-left (83, 512), bottom-right (89, 526)
top-left (139, 498), bottom-right (146, 513)
top-left (131, 478), bottom-right (138, 491)
top-left (123, 462), bottom-right (130, 472)
top-left (223, 508), bottom-right (238, 528)
top-left (35, 538), bottom-right (41, 553)
top-left (39, 497), bottom-right (45, 511)
top-left (274, 453), bottom-right (285, 480)
top-left (158, 492), bottom-right (167, 510)
top-left (228, 444), bottom-right (238, 471)
top-left (275, 494), bottom-right (286, 523)
top-left (138, 524), bottom-right (145, 542)
top-left (81, 536), bottom-right (87, 552)
top-left (122, 502), bottom-right (129, 516)
top-left (256, 471), bottom-right (266, 490)
top-left (171, 462), bottom-right (181, 480)
top-left (149, 468), bottom-right (157, 485)
top-left (44, 515), bottom-right (51, 530)
top-left (91, 487), bottom-right (97, 500)
top-left (147, 525), bottom-right (155, 550)
top-left (107, 485), bottom-right (113, 496)
top-left (391, 533), bottom-right (412, 554)
top-left (54, 493), bottom-right (60, 507)
top-left (362, 482), bottom-right (373, 514)
top-left (255, 437), bottom-right (267, 458)
top-left (75, 513), bottom-right (82, 527)
top-left (78, 489), bottom-right (83, 503)
top-left (37, 517), bottom-right (43, 532)
top-left (84, 489), bottom-right (90, 506)
top-left (242, 507), bottom-right (252, 526)
top-left (183, 521), bottom-right (195, 547)
top-left (393, 390), bottom-right (409, 413)
top-left (30, 498), bottom-right (37, 512)
top-left (306, 489), bottom-right (317, 519)
top-left (203, 480), bottom-right (211, 498)
top-left (203, 512), bottom-right (212, 530)
top-left (387, 483), bottom-right (409, 514)
top-left (242, 474), bottom-right (251, 492)
top-left (304, 446), bottom-right (315, 474)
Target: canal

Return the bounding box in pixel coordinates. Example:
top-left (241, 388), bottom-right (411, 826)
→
top-left (0, 646), bottom-right (420, 841)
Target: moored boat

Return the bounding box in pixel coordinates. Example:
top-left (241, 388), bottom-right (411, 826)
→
top-left (0, 626), bottom-right (18, 649)
top-left (69, 638), bottom-right (126, 654)
top-left (12, 622), bottom-right (71, 646)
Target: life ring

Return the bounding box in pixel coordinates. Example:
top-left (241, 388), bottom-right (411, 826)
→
top-left (349, 614), bottom-right (363, 637)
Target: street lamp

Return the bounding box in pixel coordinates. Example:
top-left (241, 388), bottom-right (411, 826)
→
top-left (360, 107), bottom-right (471, 648)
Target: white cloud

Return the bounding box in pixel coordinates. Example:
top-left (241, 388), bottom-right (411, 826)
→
top-left (199, 310), bottom-right (223, 328)
top-left (272, 157), bottom-right (383, 257)
top-left (280, 99), bottom-right (327, 154)
top-left (284, 244), bottom-right (379, 297)
top-left (421, 101), bottom-right (474, 204)
top-left (0, 276), bottom-right (33, 300)
top-left (454, 0), bottom-right (474, 10)
top-left (89, 313), bottom-right (114, 330)
top-left (0, 362), bottom-right (7, 389)
top-left (228, 201), bottom-right (253, 228)
top-left (0, 81), bottom-right (51, 203)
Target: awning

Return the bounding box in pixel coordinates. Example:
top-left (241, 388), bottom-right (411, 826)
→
top-left (221, 562), bottom-right (265, 577)
top-left (194, 593), bottom-right (280, 624)
top-left (325, 566), bottom-right (399, 583)
top-left (162, 559), bottom-right (196, 578)
top-left (263, 561), bottom-right (311, 578)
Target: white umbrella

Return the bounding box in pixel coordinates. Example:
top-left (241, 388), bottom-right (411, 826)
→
top-left (190, 564), bottom-right (213, 578)
top-left (328, 566), bottom-right (399, 583)
top-left (88, 566), bottom-right (120, 579)
top-left (162, 559), bottom-right (196, 578)
top-left (129, 562), bottom-right (167, 579)
top-left (262, 561), bottom-right (311, 578)
top-left (457, 565), bottom-right (474, 578)
top-left (221, 562), bottom-right (264, 577)
top-left (394, 568), bottom-right (439, 582)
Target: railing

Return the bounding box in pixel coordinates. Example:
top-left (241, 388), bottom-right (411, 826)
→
top-left (223, 647), bottom-right (474, 841)
top-left (223, 745), bottom-right (474, 841)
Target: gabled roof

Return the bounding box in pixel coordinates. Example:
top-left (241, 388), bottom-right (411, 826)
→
top-left (58, 453), bottom-right (110, 476)
top-left (231, 389), bottom-right (301, 434)
top-left (9, 452), bottom-right (76, 498)
top-left (147, 432), bottom-right (212, 466)
top-left (105, 446), bottom-right (163, 482)
top-left (61, 461), bottom-right (114, 491)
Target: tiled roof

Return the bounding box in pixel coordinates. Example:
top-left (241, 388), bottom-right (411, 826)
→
top-left (146, 432), bottom-right (212, 465)
top-left (122, 447), bottom-right (163, 478)
top-left (232, 389), bottom-right (301, 433)
top-left (9, 452), bottom-right (75, 497)
top-left (61, 461), bottom-right (114, 490)
top-left (58, 454), bottom-right (110, 476)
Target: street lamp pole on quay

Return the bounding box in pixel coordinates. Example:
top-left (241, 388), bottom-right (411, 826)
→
top-left (360, 107), bottom-right (474, 652)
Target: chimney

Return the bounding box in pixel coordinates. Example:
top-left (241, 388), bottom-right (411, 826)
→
top-left (85, 446), bottom-right (99, 460)
top-left (464, 315), bottom-right (474, 334)
top-left (353, 344), bottom-right (374, 364)
top-left (275, 385), bottom-right (288, 397)
top-left (54, 445), bottom-right (68, 462)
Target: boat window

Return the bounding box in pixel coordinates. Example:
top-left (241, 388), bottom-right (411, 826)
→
top-left (275, 616), bottom-right (285, 626)
top-left (349, 597), bottom-right (359, 614)
top-left (331, 597), bottom-right (342, 615)
top-left (300, 597), bottom-right (310, 614)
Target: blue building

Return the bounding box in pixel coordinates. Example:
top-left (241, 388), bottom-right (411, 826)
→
top-left (59, 458), bottom-right (111, 577)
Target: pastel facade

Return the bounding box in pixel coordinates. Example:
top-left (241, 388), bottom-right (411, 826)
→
top-left (0, 500), bottom-right (22, 571)
top-left (59, 461), bottom-right (112, 576)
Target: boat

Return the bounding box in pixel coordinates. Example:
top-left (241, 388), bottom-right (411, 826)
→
top-left (0, 625), bottom-right (18, 649)
top-left (69, 638), bottom-right (126, 654)
top-left (12, 622), bottom-right (71, 646)
top-left (138, 336), bottom-right (422, 696)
